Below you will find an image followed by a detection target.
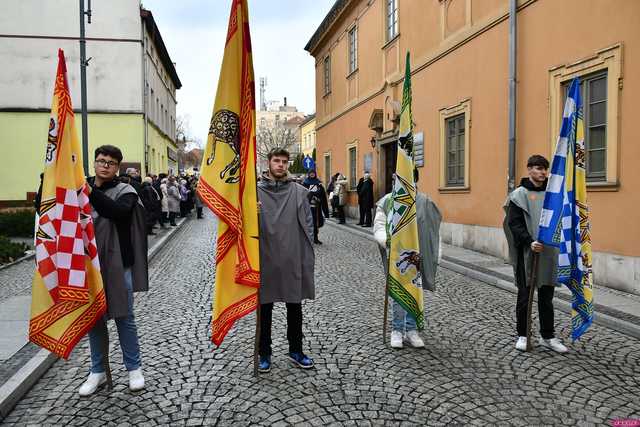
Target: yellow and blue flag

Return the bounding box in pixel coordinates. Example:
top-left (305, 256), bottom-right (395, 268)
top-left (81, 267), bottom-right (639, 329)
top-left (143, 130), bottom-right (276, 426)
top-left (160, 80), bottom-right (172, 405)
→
top-left (387, 52), bottom-right (424, 328)
top-left (538, 77), bottom-right (594, 340)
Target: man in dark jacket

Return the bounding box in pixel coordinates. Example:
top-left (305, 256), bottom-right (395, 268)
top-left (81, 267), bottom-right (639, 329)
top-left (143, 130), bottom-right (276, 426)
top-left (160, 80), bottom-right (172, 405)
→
top-left (504, 155), bottom-right (568, 354)
top-left (356, 172), bottom-right (374, 227)
top-left (140, 177), bottom-right (161, 235)
top-left (78, 145), bottom-right (149, 396)
top-left (302, 170), bottom-right (330, 244)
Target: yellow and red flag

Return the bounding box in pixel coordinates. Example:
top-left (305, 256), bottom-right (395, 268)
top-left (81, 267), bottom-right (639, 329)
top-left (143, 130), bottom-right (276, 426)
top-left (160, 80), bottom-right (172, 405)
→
top-left (198, 0), bottom-right (260, 345)
top-left (29, 49), bottom-right (106, 359)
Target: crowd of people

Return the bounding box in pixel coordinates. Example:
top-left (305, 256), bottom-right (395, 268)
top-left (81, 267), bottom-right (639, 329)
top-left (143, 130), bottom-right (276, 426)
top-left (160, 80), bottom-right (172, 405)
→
top-left (118, 169), bottom-right (205, 235)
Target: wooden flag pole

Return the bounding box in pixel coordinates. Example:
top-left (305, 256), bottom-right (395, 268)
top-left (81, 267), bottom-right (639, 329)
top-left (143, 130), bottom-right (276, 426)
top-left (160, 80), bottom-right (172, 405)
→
top-left (382, 278), bottom-right (390, 344)
top-left (100, 319), bottom-right (113, 390)
top-left (526, 252), bottom-right (540, 352)
top-left (253, 301), bottom-right (261, 377)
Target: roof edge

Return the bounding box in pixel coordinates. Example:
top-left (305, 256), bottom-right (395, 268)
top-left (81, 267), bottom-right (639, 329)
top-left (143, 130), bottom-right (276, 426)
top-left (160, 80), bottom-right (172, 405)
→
top-left (304, 0), bottom-right (352, 55)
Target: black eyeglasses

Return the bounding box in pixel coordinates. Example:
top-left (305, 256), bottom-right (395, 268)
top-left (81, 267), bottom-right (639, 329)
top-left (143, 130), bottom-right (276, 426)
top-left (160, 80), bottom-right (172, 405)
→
top-left (95, 159), bottom-right (119, 168)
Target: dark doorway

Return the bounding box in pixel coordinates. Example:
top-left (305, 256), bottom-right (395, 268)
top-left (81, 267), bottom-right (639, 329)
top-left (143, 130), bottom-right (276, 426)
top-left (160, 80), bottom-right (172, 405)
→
top-left (382, 141), bottom-right (398, 195)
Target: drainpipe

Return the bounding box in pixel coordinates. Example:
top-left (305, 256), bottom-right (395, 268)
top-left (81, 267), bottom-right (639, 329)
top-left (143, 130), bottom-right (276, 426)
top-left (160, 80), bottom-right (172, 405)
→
top-left (507, 0), bottom-right (517, 193)
top-left (141, 18), bottom-right (149, 175)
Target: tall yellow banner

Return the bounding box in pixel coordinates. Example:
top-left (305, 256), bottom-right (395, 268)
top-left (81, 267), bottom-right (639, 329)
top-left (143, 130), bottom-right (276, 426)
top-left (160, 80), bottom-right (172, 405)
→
top-left (387, 52), bottom-right (424, 328)
top-left (198, 0), bottom-right (260, 345)
top-left (29, 49), bottom-right (106, 359)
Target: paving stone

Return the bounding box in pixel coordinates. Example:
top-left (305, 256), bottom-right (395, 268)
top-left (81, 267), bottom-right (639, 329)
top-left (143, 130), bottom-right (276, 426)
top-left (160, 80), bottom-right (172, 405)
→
top-left (1, 215), bottom-right (639, 425)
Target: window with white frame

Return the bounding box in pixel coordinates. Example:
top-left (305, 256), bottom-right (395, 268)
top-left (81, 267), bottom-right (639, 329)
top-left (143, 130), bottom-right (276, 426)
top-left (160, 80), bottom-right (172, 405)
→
top-left (562, 71), bottom-right (607, 181)
top-left (386, 0), bottom-right (398, 42)
top-left (348, 26), bottom-right (358, 74)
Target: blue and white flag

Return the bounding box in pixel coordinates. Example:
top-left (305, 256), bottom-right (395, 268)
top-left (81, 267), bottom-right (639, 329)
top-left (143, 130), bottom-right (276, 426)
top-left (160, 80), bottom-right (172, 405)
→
top-left (538, 77), bottom-right (594, 340)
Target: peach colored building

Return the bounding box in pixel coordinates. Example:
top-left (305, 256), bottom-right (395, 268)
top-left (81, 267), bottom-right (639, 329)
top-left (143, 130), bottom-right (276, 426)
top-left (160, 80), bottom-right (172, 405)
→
top-left (305, 0), bottom-right (640, 294)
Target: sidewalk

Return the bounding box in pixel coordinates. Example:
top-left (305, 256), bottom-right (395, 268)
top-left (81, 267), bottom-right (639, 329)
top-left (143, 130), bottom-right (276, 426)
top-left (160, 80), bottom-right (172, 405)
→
top-left (0, 217), bottom-right (189, 420)
top-left (325, 217), bottom-right (640, 340)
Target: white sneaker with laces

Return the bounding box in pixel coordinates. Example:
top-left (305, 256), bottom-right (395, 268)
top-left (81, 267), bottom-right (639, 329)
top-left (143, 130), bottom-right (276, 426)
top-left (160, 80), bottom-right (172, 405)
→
top-left (128, 368), bottom-right (145, 391)
top-left (405, 330), bottom-right (425, 348)
top-left (515, 336), bottom-right (528, 351)
top-left (78, 372), bottom-right (106, 397)
top-left (390, 330), bottom-right (404, 348)
top-left (540, 338), bottom-right (568, 353)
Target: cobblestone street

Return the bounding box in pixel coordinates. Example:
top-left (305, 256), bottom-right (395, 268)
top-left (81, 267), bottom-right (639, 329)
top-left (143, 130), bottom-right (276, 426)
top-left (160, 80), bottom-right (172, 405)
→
top-left (2, 213), bottom-right (640, 426)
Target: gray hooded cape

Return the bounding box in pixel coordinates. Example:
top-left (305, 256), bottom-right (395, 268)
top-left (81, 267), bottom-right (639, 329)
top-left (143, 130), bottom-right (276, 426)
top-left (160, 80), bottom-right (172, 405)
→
top-left (257, 177), bottom-right (315, 304)
top-left (92, 182), bottom-right (149, 318)
top-left (378, 192), bottom-right (441, 292)
top-left (503, 186), bottom-right (558, 288)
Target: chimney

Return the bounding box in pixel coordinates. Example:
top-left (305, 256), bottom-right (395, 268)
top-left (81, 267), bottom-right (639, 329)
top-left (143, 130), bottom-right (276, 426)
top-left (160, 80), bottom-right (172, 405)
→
top-left (284, 97), bottom-right (287, 106)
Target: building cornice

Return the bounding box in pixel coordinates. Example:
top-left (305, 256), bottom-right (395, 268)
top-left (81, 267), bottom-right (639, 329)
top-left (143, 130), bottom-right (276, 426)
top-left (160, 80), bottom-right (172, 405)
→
top-left (304, 0), bottom-right (354, 55)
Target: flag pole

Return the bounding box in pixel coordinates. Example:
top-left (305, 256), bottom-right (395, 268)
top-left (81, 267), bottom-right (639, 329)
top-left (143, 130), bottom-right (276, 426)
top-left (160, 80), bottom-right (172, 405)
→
top-left (253, 178), bottom-right (262, 377)
top-left (99, 319), bottom-right (113, 389)
top-left (382, 279), bottom-right (390, 344)
top-left (526, 252), bottom-right (539, 352)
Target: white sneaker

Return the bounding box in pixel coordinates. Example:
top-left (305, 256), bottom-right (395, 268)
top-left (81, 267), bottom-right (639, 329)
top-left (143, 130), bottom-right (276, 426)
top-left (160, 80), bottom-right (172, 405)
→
top-left (405, 330), bottom-right (425, 348)
top-left (128, 368), bottom-right (145, 391)
top-left (390, 331), bottom-right (403, 348)
top-left (78, 372), bottom-right (106, 397)
top-left (540, 338), bottom-right (568, 353)
top-left (515, 336), bottom-right (528, 351)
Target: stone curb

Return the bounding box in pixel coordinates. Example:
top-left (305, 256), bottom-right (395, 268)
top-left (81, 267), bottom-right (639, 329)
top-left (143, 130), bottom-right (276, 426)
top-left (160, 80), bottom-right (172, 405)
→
top-left (0, 252), bottom-right (35, 272)
top-left (0, 218), bottom-right (189, 421)
top-left (325, 220), bottom-right (640, 340)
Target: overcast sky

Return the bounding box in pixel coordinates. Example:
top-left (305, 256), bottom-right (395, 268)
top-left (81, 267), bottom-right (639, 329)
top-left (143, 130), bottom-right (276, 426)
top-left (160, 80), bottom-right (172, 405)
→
top-left (141, 0), bottom-right (335, 144)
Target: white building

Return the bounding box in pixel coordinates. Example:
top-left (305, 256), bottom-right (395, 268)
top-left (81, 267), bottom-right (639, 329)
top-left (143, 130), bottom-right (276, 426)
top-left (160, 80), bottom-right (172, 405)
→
top-left (0, 0), bottom-right (181, 204)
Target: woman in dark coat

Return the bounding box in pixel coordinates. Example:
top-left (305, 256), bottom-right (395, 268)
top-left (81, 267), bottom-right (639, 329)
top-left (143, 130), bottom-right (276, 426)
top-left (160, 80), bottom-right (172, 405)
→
top-left (302, 170), bottom-right (330, 244)
top-left (357, 172), bottom-right (374, 227)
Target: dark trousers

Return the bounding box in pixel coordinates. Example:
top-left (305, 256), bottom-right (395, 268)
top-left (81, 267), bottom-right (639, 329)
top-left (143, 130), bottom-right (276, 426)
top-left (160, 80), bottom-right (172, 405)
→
top-left (516, 285), bottom-right (555, 339)
top-left (359, 205), bottom-right (372, 226)
top-left (179, 201), bottom-right (188, 217)
top-left (336, 205), bottom-right (345, 224)
top-left (160, 211), bottom-right (168, 226)
top-left (259, 302), bottom-right (302, 357)
top-left (169, 212), bottom-right (177, 226)
top-left (196, 207), bottom-right (203, 219)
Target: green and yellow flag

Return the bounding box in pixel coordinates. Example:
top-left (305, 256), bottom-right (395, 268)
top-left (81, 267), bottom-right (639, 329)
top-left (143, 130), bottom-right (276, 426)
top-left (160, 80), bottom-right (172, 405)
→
top-left (198, 0), bottom-right (260, 346)
top-left (29, 49), bottom-right (107, 359)
top-left (387, 52), bottom-right (424, 328)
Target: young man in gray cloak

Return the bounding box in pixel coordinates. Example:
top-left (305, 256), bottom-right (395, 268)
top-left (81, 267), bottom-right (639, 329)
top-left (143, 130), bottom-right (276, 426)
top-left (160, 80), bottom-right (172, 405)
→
top-left (503, 154), bottom-right (568, 353)
top-left (373, 171), bottom-right (441, 349)
top-left (78, 145), bottom-right (149, 396)
top-left (257, 148), bottom-right (315, 373)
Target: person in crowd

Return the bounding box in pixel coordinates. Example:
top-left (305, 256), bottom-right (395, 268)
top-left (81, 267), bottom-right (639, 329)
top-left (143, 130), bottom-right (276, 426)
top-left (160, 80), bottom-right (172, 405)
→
top-left (121, 167), bottom-right (143, 196)
top-left (159, 177), bottom-right (169, 228)
top-left (166, 176), bottom-right (181, 227)
top-left (503, 155), bottom-right (568, 353)
top-left (140, 176), bottom-right (161, 236)
top-left (78, 144), bottom-right (148, 396)
top-left (373, 170), bottom-right (442, 349)
top-left (333, 173), bottom-right (348, 224)
top-left (257, 148), bottom-right (316, 373)
top-left (302, 170), bottom-right (330, 244)
top-left (179, 179), bottom-right (190, 218)
top-left (194, 183), bottom-right (204, 219)
top-left (154, 173), bottom-right (166, 227)
top-left (356, 171), bottom-right (374, 227)
top-left (327, 173), bottom-right (339, 217)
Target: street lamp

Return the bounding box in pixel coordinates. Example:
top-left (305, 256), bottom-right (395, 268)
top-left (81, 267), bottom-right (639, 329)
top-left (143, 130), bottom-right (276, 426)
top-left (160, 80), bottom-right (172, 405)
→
top-left (370, 136), bottom-right (377, 148)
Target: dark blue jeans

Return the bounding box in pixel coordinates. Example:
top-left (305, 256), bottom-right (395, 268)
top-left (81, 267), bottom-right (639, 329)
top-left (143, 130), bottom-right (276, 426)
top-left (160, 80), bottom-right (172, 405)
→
top-left (88, 269), bottom-right (141, 373)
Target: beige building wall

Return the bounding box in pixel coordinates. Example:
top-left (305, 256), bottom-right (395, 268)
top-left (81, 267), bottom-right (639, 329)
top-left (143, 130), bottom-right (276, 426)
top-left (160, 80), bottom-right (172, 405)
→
top-left (307, 0), bottom-right (640, 293)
